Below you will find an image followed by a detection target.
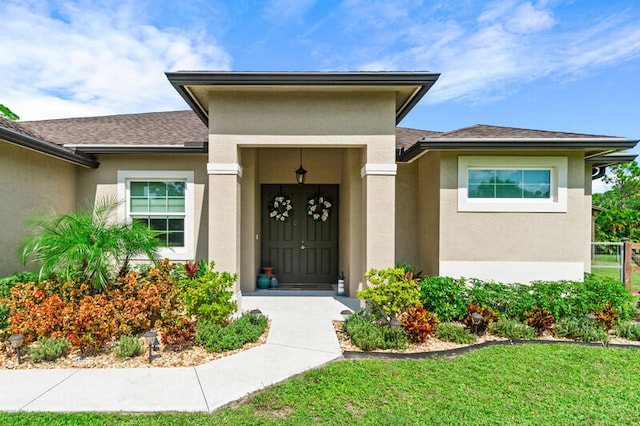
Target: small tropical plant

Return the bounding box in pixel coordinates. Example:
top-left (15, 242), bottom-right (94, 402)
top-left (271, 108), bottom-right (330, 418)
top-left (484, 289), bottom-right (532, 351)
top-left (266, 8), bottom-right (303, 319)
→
top-left (594, 303), bottom-right (618, 331)
top-left (525, 307), bottom-right (555, 335)
top-left (463, 304), bottom-right (498, 335)
top-left (358, 267), bottom-right (421, 322)
top-left (178, 261), bottom-right (237, 324)
top-left (400, 305), bottom-right (439, 343)
top-left (20, 199), bottom-right (162, 292)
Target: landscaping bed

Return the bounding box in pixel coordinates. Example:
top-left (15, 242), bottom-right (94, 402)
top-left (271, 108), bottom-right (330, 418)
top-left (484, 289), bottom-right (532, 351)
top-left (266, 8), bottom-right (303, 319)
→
top-left (1, 321), bottom-right (269, 370)
top-left (336, 266), bottom-right (640, 356)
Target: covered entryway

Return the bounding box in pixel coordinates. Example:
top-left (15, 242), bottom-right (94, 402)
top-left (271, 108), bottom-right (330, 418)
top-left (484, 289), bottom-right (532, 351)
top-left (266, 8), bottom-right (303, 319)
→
top-left (261, 184), bottom-right (339, 285)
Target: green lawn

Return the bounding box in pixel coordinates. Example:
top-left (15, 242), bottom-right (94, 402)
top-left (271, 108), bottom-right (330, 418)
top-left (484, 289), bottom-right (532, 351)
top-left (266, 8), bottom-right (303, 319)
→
top-left (2, 344), bottom-right (640, 425)
top-left (591, 252), bottom-right (640, 291)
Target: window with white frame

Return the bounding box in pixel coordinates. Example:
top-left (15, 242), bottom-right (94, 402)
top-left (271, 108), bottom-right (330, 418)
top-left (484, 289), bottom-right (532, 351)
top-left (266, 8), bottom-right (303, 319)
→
top-left (458, 156), bottom-right (567, 212)
top-left (117, 171), bottom-right (195, 260)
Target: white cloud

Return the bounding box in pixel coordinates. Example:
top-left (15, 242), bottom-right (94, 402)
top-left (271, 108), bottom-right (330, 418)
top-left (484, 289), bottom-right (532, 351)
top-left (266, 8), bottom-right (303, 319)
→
top-left (0, 1), bottom-right (231, 120)
top-left (343, 1), bottom-right (640, 105)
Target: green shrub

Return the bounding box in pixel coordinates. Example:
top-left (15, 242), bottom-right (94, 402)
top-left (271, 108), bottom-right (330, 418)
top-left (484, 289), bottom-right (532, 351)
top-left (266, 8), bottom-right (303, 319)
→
top-left (468, 279), bottom-right (521, 318)
top-left (196, 312), bottom-right (267, 353)
top-left (358, 267), bottom-right (421, 321)
top-left (419, 276), bottom-right (468, 321)
top-left (179, 261), bottom-right (237, 324)
top-left (554, 318), bottom-right (608, 343)
top-left (488, 319), bottom-right (537, 340)
top-left (434, 322), bottom-right (477, 344)
top-left (344, 312), bottom-right (408, 351)
top-left (615, 322), bottom-right (640, 341)
top-left (30, 337), bottom-right (72, 362)
top-left (115, 335), bottom-right (143, 359)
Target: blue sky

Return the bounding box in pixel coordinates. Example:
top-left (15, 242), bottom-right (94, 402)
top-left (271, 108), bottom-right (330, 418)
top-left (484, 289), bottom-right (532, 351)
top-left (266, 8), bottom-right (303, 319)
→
top-left (2, 0), bottom-right (640, 146)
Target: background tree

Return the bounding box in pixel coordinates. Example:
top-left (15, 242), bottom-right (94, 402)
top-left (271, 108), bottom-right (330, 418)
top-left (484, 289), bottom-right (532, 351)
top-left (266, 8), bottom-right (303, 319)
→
top-left (0, 104), bottom-right (19, 120)
top-left (593, 161), bottom-right (640, 241)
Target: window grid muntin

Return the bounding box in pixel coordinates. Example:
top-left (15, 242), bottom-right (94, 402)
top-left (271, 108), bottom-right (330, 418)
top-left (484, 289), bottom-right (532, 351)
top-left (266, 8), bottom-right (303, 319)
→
top-left (128, 179), bottom-right (186, 248)
top-left (468, 168), bottom-right (551, 199)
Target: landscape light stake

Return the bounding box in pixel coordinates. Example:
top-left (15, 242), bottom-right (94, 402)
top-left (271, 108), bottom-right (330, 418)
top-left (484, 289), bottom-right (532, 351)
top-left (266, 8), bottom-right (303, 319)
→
top-left (390, 318), bottom-right (402, 349)
top-left (143, 331), bottom-right (157, 363)
top-left (471, 312), bottom-right (483, 335)
top-left (8, 334), bottom-right (24, 364)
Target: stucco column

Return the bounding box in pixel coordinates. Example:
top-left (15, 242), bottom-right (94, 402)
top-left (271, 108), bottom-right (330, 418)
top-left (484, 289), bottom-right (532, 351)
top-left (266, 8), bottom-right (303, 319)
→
top-left (361, 163), bottom-right (397, 272)
top-left (207, 161), bottom-right (242, 295)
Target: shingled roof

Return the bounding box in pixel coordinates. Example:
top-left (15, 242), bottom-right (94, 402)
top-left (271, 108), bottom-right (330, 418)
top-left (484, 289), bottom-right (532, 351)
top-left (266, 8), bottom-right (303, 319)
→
top-left (2, 111), bottom-right (635, 164)
top-left (19, 110), bottom-right (208, 147)
top-left (397, 124), bottom-right (635, 162)
top-left (432, 124), bottom-right (619, 139)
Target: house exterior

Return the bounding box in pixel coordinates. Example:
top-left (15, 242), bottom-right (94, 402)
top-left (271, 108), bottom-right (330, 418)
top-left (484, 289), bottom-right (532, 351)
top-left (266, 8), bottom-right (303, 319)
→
top-left (0, 71), bottom-right (637, 300)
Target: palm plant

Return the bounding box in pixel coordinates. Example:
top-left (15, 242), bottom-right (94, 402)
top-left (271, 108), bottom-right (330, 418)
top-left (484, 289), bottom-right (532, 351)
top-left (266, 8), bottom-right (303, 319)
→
top-left (20, 199), bottom-right (161, 292)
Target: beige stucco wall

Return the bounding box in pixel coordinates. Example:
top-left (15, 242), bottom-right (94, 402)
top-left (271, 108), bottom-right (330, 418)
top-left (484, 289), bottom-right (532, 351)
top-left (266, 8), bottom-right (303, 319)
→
top-left (395, 162), bottom-right (419, 268)
top-left (437, 151), bottom-right (589, 282)
top-left (207, 89), bottom-right (397, 295)
top-left (75, 154), bottom-right (209, 260)
top-left (418, 152), bottom-right (441, 276)
top-left (0, 142), bottom-right (77, 276)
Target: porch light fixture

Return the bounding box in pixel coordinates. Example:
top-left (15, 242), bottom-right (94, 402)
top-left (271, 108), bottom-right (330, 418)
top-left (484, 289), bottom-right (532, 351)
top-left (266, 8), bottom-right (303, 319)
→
top-left (295, 148), bottom-right (307, 185)
top-left (8, 334), bottom-right (24, 364)
top-left (143, 331), bottom-right (157, 363)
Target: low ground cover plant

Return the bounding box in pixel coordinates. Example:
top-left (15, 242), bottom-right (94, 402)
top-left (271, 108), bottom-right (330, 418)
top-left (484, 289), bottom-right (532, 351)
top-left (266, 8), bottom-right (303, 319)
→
top-left (434, 322), bottom-right (477, 344)
top-left (195, 312), bottom-right (268, 353)
top-left (114, 335), bottom-right (144, 359)
top-left (615, 322), bottom-right (640, 340)
top-left (343, 312), bottom-right (408, 350)
top-left (554, 317), bottom-right (609, 342)
top-left (29, 336), bottom-right (72, 362)
top-left (488, 319), bottom-right (537, 340)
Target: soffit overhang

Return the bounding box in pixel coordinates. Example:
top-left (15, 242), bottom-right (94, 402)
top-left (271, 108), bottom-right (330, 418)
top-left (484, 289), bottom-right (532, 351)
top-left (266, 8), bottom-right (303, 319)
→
top-left (166, 71), bottom-right (440, 125)
top-left (398, 138), bottom-right (639, 163)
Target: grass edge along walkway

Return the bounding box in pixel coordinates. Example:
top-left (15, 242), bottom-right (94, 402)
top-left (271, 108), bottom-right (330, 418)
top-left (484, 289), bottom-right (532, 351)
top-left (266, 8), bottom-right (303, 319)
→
top-left (1, 344), bottom-right (640, 425)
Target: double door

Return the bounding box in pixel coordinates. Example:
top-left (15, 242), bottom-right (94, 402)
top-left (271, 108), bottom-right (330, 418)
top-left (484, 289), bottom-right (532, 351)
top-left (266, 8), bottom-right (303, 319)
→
top-left (261, 184), bottom-right (338, 284)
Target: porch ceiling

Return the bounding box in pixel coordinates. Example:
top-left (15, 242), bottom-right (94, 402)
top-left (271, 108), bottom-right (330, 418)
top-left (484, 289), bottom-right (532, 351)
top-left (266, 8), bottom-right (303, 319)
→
top-left (166, 71), bottom-right (440, 126)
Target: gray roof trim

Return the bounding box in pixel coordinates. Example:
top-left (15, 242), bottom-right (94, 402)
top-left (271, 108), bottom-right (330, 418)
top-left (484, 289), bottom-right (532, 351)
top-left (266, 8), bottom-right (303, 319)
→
top-left (586, 153), bottom-right (638, 167)
top-left (398, 139), bottom-right (639, 162)
top-left (71, 143), bottom-right (208, 154)
top-left (0, 126), bottom-right (99, 168)
top-left (165, 71), bottom-right (440, 125)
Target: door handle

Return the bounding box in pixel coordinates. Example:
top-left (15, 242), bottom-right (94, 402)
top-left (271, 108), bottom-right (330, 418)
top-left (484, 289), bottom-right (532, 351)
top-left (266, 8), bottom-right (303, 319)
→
top-left (301, 245), bottom-right (306, 250)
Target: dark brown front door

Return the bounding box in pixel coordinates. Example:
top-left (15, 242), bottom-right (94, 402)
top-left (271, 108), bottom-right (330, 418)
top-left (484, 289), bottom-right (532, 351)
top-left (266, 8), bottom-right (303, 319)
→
top-left (261, 184), bottom-right (338, 284)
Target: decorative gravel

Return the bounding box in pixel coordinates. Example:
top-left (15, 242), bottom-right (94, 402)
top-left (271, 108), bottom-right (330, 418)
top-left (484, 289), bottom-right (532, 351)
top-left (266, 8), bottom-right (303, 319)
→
top-left (0, 321), bottom-right (270, 370)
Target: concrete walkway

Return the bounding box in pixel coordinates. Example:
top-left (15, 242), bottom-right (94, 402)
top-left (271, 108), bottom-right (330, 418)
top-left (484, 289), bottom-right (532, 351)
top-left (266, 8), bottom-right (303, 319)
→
top-left (0, 292), bottom-right (360, 413)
